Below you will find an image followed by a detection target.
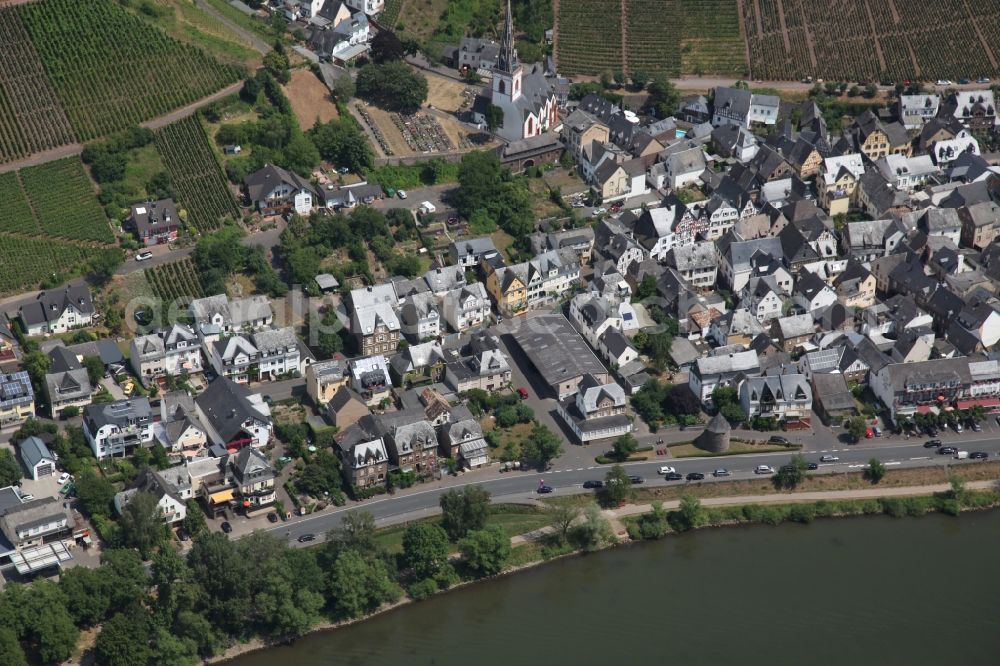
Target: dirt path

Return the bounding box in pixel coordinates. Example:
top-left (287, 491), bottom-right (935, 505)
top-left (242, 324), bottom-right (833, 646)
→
top-left (141, 80), bottom-right (244, 130)
top-left (798, 0), bottom-right (817, 71)
top-left (904, 35), bottom-right (921, 77)
top-left (775, 0), bottom-right (791, 52)
top-left (735, 0), bottom-right (753, 79)
top-left (194, 0), bottom-right (270, 55)
top-left (620, 0), bottom-right (628, 76)
top-left (862, 0), bottom-right (887, 73)
top-left (0, 142), bottom-right (83, 174)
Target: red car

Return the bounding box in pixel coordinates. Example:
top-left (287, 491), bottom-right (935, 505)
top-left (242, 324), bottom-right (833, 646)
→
top-left (517, 387), bottom-right (529, 399)
top-left (865, 428), bottom-right (874, 439)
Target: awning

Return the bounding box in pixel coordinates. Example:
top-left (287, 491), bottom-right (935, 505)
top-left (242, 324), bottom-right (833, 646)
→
top-left (956, 397), bottom-right (1000, 409)
top-left (10, 541), bottom-right (73, 574)
top-left (209, 489), bottom-right (235, 504)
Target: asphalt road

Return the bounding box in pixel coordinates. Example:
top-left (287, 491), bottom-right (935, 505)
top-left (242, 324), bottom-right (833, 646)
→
top-left (261, 434), bottom-right (1000, 544)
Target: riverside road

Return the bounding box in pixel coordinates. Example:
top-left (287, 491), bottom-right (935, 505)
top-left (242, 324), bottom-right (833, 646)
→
top-left (263, 433), bottom-right (1000, 544)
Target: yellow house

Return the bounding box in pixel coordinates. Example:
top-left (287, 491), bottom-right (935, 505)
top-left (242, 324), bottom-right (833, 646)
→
top-left (818, 155), bottom-right (865, 216)
top-left (833, 261), bottom-right (877, 309)
top-left (306, 359), bottom-right (347, 406)
top-left (0, 371), bottom-right (34, 429)
top-left (485, 265), bottom-right (527, 315)
top-left (562, 109), bottom-right (610, 160)
top-left (594, 160), bottom-right (629, 200)
top-left (852, 110), bottom-right (911, 160)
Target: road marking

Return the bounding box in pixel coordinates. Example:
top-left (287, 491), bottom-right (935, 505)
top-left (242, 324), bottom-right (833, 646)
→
top-left (910, 456), bottom-right (931, 461)
top-left (576, 468), bottom-right (585, 471)
top-left (587, 466), bottom-right (596, 469)
top-left (885, 462), bottom-right (902, 466)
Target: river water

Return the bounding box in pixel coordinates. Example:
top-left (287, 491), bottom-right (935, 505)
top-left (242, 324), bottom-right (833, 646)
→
top-left (229, 511), bottom-right (1000, 666)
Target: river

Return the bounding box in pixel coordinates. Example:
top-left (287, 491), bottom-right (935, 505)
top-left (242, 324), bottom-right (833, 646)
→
top-left (229, 511), bottom-right (1000, 666)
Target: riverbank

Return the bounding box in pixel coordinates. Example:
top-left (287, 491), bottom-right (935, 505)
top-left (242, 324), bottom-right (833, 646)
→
top-left (203, 478), bottom-right (1000, 666)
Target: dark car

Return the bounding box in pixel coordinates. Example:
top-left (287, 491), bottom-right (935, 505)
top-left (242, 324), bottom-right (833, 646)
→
top-left (712, 468), bottom-right (731, 477)
top-left (537, 485), bottom-right (554, 494)
top-left (925, 439), bottom-right (943, 448)
top-left (267, 513), bottom-right (279, 523)
top-left (297, 534), bottom-right (316, 543)
top-left (686, 472), bottom-right (705, 481)
top-left (939, 446), bottom-right (958, 455)
top-left (806, 462), bottom-right (819, 470)
top-left (970, 451), bottom-right (989, 459)
top-left (664, 472), bottom-right (684, 481)
top-left (582, 480), bottom-right (603, 489)
top-left (927, 427), bottom-right (939, 437)
top-left (959, 78), bottom-right (971, 84)
top-left (220, 521), bottom-right (232, 534)
top-left (768, 436), bottom-right (789, 444)
top-left (628, 475), bottom-right (644, 484)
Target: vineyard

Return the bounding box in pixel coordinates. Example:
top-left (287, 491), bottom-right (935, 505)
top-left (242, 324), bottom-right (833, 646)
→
top-left (382, 0), bottom-right (405, 28)
top-left (0, 172), bottom-right (38, 236)
top-left (556, 0), bottom-right (746, 77)
top-left (555, 0), bottom-right (623, 76)
top-left (0, 236), bottom-right (120, 295)
top-left (16, 0), bottom-right (240, 142)
top-left (146, 257), bottom-right (206, 302)
top-left (0, 7), bottom-right (76, 163)
top-left (154, 116), bottom-right (240, 232)
top-left (19, 158), bottom-right (114, 244)
top-left (742, 0), bottom-right (1000, 82)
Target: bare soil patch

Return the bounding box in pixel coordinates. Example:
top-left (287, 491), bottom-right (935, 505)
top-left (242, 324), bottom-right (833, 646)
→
top-left (282, 69), bottom-right (339, 128)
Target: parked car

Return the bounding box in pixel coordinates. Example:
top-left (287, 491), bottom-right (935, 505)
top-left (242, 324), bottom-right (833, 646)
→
top-left (517, 387), bottom-right (529, 399)
top-left (873, 426), bottom-right (882, 437)
top-left (297, 534), bottom-right (316, 542)
top-left (537, 485), bottom-right (554, 494)
top-left (970, 451), bottom-right (989, 460)
top-left (664, 472), bottom-right (684, 481)
top-left (939, 446), bottom-right (957, 455)
top-left (712, 468), bottom-right (731, 477)
top-left (397, 189), bottom-right (408, 199)
top-left (820, 455), bottom-right (840, 462)
top-left (686, 472), bottom-right (705, 481)
top-left (221, 522), bottom-right (232, 534)
top-left (971, 421), bottom-right (982, 432)
top-left (18, 493), bottom-right (33, 502)
top-left (768, 436), bottom-right (789, 444)
top-left (954, 451), bottom-right (969, 460)
top-left (927, 426), bottom-right (939, 436)
top-left (959, 78), bottom-right (971, 84)
top-left (979, 77), bottom-right (991, 84)
top-left (936, 79), bottom-right (952, 85)
top-left (754, 465), bottom-right (774, 475)
top-left (135, 251), bottom-right (153, 261)
top-left (57, 472), bottom-right (72, 485)
top-left (267, 513), bottom-right (279, 523)
top-left (954, 422), bottom-right (963, 433)
top-left (657, 466), bottom-right (676, 475)
top-left (806, 462), bottom-right (819, 470)
top-left (924, 439), bottom-right (943, 448)
top-left (628, 475), bottom-right (644, 484)
top-left (582, 480), bottom-right (603, 489)
top-left (865, 428), bottom-right (874, 439)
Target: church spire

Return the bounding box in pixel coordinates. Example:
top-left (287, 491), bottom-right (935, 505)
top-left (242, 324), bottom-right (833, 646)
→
top-left (497, 0), bottom-right (517, 74)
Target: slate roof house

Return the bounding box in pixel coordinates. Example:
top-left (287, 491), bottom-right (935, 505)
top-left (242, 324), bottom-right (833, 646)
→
top-left (19, 285), bottom-right (95, 337)
top-left (19, 436), bottom-right (55, 481)
top-left (350, 284), bottom-right (401, 356)
top-left (738, 374), bottom-right (813, 423)
top-left (440, 411), bottom-right (489, 469)
top-left (129, 198), bottom-right (179, 246)
top-left (83, 398), bottom-right (154, 459)
top-left (44, 347), bottom-right (93, 416)
top-left (194, 377), bottom-right (273, 450)
top-left (244, 164), bottom-right (315, 216)
top-left (0, 371), bottom-right (34, 430)
top-left (556, 374), bottom-right (632, 443)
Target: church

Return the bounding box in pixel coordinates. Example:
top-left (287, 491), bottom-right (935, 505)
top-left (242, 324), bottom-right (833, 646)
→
top-left (472, 0), bottom-right (559, 143)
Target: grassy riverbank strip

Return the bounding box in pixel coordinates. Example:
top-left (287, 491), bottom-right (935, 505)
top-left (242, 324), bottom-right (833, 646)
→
top-left (205, 477), bottom-right (1000, 665)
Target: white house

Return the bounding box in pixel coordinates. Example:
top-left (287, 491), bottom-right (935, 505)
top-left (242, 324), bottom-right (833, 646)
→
top-left (400, 292), bottom-right (441, 341)
top-left (130, 324), bottom-right (203, 384)
top-left (664, 147), bottom-right (707, 190)
top-left (83, 399), bottom-right (155, 459)
top-left (931, 130), bottom-right (981, 167)
top-left (18, 437), bottom-right (55, 481)
top-left (556, 374), bottom-right (632, 443)
top-left (898, 94), bottom-right (940, 130)
top-left (793, 271), bottom-right (838, 314)
top-left (114, 467), bottom-right (190, 525)
top-left (689, 350), bottom-right (761, 403)
top-left (207, 335), bottom-right (258, 384)
top-left (875, 154), bottom-right (938, 192)
top-left (243, 164), bottom-right (315, 216)
top-left (738, 374), bottom-right (813, 422)
top-left (18, 285), bottom-right (95, 336)
top-left (252, 327), bottom-right (303, 380)
top-left (442, 283), bottom-right (491, 333)
top-left (344, 0), bottom-right (383, 16)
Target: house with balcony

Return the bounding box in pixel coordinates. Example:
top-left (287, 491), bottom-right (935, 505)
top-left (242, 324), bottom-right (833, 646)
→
top-left (898, 94), bottom-right (940, 130)
top-left (156, 391), bottom-right (208, 458)
top-left (306, 359), bottom-right (347, 406)
top-left (556, 374), bottom-right (632, 443)
top-left (228, 447), bottom-right (276, 509)
top-left (738, 374), bottom-right (812, 423)
top-left (207, 335), bottom-right (258, 384)
top-left (383, 418), bottom-right (439, 478)
top-left (400, 292), bottom-right (441, 342)
top-left (244, 164), bottom-right (315, 216)
top-left (45, 347), bottom-right (92, 416)
top-left (450, 236), bottom-right (500, 268)
top-left (129, 198), bottom-right (179, 246)
top-left (114, 466), bottom-right (190, 524)
top-left (336, 425), bottom-right (388, 489)
top-left (943, 90), bottom-right (1000, 132)
top-left (817, 154), bottom-right (865, 216)
top-left (440, 411), bottom-right (488, 468)
top-left (871, 357), bottom-right (1000, 424)
top-left (252, 327), bottom-right (304, 380)
top-left (0, 494), bottom-right (70, 551)
top-left (194, 377), bottom-right (272, 450)
top-left (485, 249), bottom-right (580, 316)
top-left (130, 324), bottom-right (203, 386)
top-left (0, 371), bottom-right (34, 429)
top-left (443, 335), bottom-right (512, 393)
top-left (83, 398), bottom-right (154, 459)
top-left (350, 355), bottom-right (392, 406)
top-left (442, 282), bottom-right (491, 333)
top-left (190, 294), bottom-right (273, 338)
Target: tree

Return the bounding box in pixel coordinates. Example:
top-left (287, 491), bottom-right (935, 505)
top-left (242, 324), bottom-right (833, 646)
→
top-left (612, 433), bottom-right (638, 462)
top-left (549, 505), bottom-right (580, 544)
top-left (521, 424), bottom-right (563, 468)
top-left (864, 83), bottom-right (878, 98)
top-left (95, 611), bottom-right (151, 666)
top-left (439, 485), bottom-right (491, 541)
top-left (669, 494), bottom-right (702, 532)
top-left (647, 74), bottom-right (681, 118)
top-left (119, 490), bottom-right (169, 559)
top-left (459, 525), bottom-right (511, 577)
top-left (719, 402), bottom-right (747, 426)
top-left (485, 104), bottom-right (504, 133)
top-left (23, 581), bottom-right (79, 664)
top-left (634, 274), bottom-right (657, 301)
top-left (183, 500), bottom-right (208, 538)
top-left (0, 628), bottom-right (26, 666)
top-left (59, 566), bottom-right (111, 626)
top-left (324, 510), bottom-right (379, 563)
top-left (356, 61), bottom-right (428, 114)
top-left (100, 549), bottom-right (149, 616)
top-left (0, 450), bottom-right (21, 488)
top-left (295, 449), bottom-right (342, 499)
top-left (866, 458), bottom-right (886, 484)
top-left (454, 151), bottom-right (532, 238)
top-left (82, 355), bottom-right (105, 385)
top-left (327, 549), bottom-right (402, 618)
top-left (773, 453), bottom-right (807, 490)
top-left (263, 49), bottom-right (291, 84)
top-left (571, 503), bottom-right (613, 551)
top-left (308, 118), bottom-right (374, 172)
top-left (603, 464), bottom-right (631, 505)
top-left (75, 469), bottom-right (116, 518)
top-left (402, 522), bottom-right (449, 580)
top-left (331, 74), bottom-right (356, 103)
top-left (666, 384), bottom-right (702, 417)
top-left (845, 416), bottom-right (868, 443)
top-left (637, 501), bottom-right (669, 539)
top-left (370, 29), bottom-right (405, 63)
top-left (630, 69), bottom-right (649, 90)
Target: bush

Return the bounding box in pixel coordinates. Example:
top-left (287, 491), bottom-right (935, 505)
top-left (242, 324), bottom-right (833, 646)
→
top-left (788, 504), bottom-right (815, 524)
top-left (407, 578), bottom-right (439, 601)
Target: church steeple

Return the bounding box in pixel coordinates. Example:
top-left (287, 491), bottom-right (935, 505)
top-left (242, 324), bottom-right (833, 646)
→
top-left (497, 0), bottom-right (517, 74)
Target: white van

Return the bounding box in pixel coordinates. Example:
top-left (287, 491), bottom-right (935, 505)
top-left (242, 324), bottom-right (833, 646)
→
top-left (418, 201), bottom-right (437, 215)
top-left (955, 450), bottom-right (969, 460)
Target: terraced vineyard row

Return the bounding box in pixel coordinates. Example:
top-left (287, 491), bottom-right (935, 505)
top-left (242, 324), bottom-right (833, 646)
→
top-left (381, 0), bottom-right (404, 27)
top-left (146, 257), bottom-right (205, 302)
top-left (154, 116), bottom-right (240, 232)
top-left (17, 0), bottom-right (241, 142)
top-left (19, 158), bottom-right (114, 244)
top-left (679, 0), bottom-right (747, 77)
top-left (0, 7), bottom-right (76, 163)
top-left (556, 0), bottom-right (623, 76)
top-left (0, 236), bottom-right (120, 295)
top-left (0, 171), bottom-right (38, 236)
top-left (625, 0), bottom-right (680, 77)
top-left (742, 0), bottom-right (1000, 81)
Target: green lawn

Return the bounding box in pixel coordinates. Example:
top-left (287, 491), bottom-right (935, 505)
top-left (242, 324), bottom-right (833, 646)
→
top-left (373, 505), bottom-right (552, 554)
top-left (667, 441), bottom-right (801, 458)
